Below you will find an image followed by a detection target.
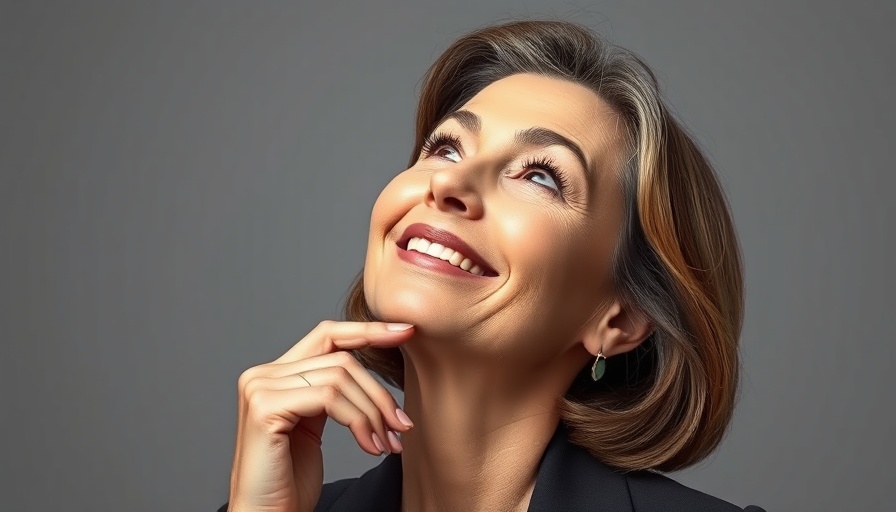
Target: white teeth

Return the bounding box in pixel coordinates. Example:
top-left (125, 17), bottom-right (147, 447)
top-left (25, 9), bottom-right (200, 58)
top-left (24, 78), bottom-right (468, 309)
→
top-left (404, 236), bottom-right (488, 276)
top-left (426, 243), bottom-right (445, 257)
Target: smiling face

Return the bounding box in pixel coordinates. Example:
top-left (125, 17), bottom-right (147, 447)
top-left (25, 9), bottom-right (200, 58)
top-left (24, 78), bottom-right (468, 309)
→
top-left (363, 72), bottom-right (629, 364)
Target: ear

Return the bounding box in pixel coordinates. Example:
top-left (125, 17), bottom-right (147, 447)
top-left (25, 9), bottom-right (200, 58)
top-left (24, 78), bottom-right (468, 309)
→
top-left (580, 299), bottom-right (654, 358)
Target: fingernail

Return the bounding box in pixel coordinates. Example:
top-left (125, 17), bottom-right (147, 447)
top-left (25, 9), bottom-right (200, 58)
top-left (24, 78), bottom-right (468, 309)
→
top-left (386, 323), bottom-right (413, 331)
top-left (395, 408), bottom-right (414, 428)
top-left (371, 432), bottom-right (386, 454)
top-left (387, 431), bottom-right (403, 453)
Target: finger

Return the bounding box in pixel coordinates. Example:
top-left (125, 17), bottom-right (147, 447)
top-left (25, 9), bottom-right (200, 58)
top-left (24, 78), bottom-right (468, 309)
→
top-left (247, 367), bottom-right (395, 454)
top-left (245, 384), bottom-right (385, 456)
top-left (290, 412), bottom-right (327, 446)
top-left (264, 351), bottom-right (413, 432)
top-left (274, 320), bottom-right (414, 364)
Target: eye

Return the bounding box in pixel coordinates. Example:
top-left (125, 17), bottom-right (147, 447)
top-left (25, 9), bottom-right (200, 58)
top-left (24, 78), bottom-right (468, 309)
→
top-left (524, 169), bottom-right (559, 191)
top-left (420, 131), bottom-right (463, 162)
top-left (520, 155), bottom-right (569, 197)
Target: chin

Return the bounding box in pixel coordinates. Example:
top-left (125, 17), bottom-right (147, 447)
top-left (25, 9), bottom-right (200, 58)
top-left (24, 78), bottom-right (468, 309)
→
top-left (369, 287), bottom-right (453, 331)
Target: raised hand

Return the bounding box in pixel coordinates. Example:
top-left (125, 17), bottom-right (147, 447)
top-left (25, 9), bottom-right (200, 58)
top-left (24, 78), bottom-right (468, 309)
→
top-left (226, 321), bottom-right (415, 512)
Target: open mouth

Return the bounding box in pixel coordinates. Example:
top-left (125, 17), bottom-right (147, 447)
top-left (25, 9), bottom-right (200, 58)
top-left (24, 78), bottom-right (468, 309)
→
top-left (396, 223), bottom-right (498, 277)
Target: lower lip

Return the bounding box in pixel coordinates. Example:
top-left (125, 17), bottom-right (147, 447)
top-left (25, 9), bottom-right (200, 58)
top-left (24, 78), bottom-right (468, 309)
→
top-left (396, 244), bottom-right (484, 278)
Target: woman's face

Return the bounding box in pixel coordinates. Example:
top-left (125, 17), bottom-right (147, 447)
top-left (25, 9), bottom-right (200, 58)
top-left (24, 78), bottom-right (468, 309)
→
top-left (363, 72), bottom-right (628, 363)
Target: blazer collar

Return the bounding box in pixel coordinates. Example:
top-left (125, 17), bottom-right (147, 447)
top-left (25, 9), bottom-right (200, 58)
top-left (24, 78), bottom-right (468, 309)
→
top-left (328, 423), bottom-right (633, 512)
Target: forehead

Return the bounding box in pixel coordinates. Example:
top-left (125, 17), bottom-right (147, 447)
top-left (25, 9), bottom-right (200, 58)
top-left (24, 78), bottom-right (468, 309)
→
top-left (457, 73), bottom-right (625, 169)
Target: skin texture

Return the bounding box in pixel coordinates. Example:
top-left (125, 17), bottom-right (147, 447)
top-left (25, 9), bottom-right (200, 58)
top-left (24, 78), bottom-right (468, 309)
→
top-left (228, 321), bottom-right (416, 512)
top-left (362, 73), bottom-right (655, 512)
top-left (225, 73), bottom-right (657, 512)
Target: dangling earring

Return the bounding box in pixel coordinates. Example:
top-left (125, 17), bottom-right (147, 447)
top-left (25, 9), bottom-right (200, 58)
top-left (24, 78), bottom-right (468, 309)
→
top-left (591, 350), bottom-right (607, 381)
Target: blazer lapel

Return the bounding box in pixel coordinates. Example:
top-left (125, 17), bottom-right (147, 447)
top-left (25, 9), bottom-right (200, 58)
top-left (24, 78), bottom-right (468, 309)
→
top-left (527, 424), bottom-right (633, 512)
top-left (325, 423), bottom-right (633, 512)
top-left (326, 452), bottom-right (403, 512)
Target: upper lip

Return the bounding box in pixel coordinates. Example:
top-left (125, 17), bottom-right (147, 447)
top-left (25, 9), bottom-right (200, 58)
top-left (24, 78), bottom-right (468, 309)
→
top-left (397, 223), bottom-right (498, 276)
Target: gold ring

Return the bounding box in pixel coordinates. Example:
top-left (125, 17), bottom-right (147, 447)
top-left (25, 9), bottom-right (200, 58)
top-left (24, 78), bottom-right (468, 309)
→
top-left (297, 372), bottom-right (312, 387)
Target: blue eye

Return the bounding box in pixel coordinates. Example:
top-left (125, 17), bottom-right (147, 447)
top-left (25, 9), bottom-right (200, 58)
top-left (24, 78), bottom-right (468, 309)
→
top-left (524, 170), bottom-right (559, 191)
top-left (420, 130), bottom-right (570, 198)
top-left (441, 147), bottom-right (461, 162)
top-left (520, 156), bottom-right (569, 196)
top-left (420, 131), bottom-right (463, 162)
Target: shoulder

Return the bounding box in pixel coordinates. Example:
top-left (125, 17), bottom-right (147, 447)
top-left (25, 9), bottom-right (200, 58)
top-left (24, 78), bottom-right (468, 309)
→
top-left (529, 423), bottom-right (764, 512)
top-left (623, 469), bottom-right (762, 512)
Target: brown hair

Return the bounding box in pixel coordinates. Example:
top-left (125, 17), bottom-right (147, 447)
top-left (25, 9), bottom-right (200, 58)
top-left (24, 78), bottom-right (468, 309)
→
top-left (343, 19), bottom-right (744, 472)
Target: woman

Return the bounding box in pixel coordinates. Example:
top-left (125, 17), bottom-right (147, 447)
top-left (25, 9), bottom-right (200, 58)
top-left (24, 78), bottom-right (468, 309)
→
top-left (218, 19), bottom-right (764, 512)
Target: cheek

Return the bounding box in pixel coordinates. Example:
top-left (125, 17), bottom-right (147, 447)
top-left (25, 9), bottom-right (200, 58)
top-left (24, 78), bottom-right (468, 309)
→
top-left (363, 171), bottom-right (425, 309)
top-left (500, 205), bottom-right (584, 276)
top-left (369, 182), bottom-right (399, 236)
top-left (369, 171), bottom-right (426, 235)
top-left (498, 208), bottom-right (606, 330)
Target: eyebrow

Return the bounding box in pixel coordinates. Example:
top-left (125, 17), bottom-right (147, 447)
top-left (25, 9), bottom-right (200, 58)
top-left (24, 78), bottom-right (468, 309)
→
top-left (439, 109), bottom-right (591, 175)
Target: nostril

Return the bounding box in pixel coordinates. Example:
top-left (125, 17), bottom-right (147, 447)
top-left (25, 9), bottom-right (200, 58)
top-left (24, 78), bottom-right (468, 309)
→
top-left (443, 197), bottom-right (466, 212)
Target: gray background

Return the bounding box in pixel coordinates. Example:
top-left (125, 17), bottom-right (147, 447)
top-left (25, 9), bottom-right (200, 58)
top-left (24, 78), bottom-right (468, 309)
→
top-left (1, 1), bottom-right (893, 511)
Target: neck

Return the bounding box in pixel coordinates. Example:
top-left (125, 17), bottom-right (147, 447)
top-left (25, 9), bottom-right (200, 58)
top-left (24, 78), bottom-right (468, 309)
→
top-left (396, 342), bottom-right (584, 512)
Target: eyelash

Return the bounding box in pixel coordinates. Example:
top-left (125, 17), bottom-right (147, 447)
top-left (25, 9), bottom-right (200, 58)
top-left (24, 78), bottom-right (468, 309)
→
top-left (420, 131), bottom-right (571, 197)
top-left (519, 155), bottom-right (569, 196)
top-left (420, 131), bottom-right (463, 158)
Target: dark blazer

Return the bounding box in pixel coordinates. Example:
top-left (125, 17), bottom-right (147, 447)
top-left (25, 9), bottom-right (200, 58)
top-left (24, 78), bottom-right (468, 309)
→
top-left (218, 424), bottom-right (764, 512)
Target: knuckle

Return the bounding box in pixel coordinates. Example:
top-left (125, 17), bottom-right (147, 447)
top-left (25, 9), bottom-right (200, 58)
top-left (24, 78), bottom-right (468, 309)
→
top-left (332, 350), bottom-right (355, 366)
top-left (316, 319), bottom-right (335, 331)
top-left (350, 414), bottom-right (374, 433)
top-left (237, 367), bottom-right (260, 392)
top-left (242, 377), bottom-right (264, 400)
top-left (245, 390), bottom-right (272, 423)
top-left (328, 364), bottom-right (352, 383)
top-left (372, 387), bottom-right (396, 407)
top-left (318, 384), bottom-right (340, 402)
top-left (363, 406), bottom-right (385, 431)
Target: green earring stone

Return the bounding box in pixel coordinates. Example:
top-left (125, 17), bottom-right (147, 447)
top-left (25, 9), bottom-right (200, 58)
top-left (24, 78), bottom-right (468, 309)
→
top-left (591, 356), bottom-right (606, 381)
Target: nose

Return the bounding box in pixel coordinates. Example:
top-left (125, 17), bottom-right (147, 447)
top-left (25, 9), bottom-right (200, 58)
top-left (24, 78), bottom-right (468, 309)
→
top-left (424, 163), bottom-right (486, 219)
